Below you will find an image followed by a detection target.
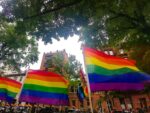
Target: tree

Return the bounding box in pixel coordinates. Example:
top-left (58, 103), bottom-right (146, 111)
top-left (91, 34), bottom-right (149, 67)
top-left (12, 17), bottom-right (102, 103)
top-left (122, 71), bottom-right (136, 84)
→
top-left (128, 46), bottom-right (150, 74)
top-left (2, 0), bottom-right (150, 72)
top-left (0, 19), bottom-right (38, 73)
top-left (45, 51), bottom-right (82, 80)
top-left (1, 0), bottom-right (88, 43)
top-left (2, 0), bottom-right (150, 45)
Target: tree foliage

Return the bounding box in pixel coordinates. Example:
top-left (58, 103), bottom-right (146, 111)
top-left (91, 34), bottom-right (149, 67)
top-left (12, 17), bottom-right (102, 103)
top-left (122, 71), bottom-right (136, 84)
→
top-left (1, 0), bottom-right (89, 43)
top-left (2, 0), bottom-right (150, 46)
top-left (1, 0), bottom-right (150, 73)
top-left (128, 45), bottom-right (150, 73)
top-left (45, 51), bottom-right (81, 80)
top-left (0, 19), bottom-right (38, 73)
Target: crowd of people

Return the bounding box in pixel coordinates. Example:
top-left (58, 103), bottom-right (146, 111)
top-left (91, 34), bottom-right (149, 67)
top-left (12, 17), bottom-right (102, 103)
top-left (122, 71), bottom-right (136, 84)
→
top-left (0, 103), bottom-right (66, 113)
top-left (97, 107), bottom-right (150, 113)
top-left (0, 105), bottom-right (149, 113)
top-left (0, 103), bottom-right (87, 113)
top-left (0, 102), bottom-right (149, 113)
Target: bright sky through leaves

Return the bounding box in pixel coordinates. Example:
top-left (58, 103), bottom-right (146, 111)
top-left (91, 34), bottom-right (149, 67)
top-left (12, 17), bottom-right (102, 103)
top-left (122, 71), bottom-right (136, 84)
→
top-left (30, 35), bottom-right (84, 69)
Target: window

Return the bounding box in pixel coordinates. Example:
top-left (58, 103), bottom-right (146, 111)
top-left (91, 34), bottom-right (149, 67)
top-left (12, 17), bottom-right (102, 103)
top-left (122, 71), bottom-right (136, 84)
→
top-left (119, 98), bottom-right (125, 105)
top-left (87, 100), bottom-right (89, 106)
top-left (80, 102), bottom-right (83, 108)
top-left (109, 51), bottom-right (114, 55)
top-left (139, 98), bottom-right (147, 108)
top-left (119, 98), bottom-right (126, 109)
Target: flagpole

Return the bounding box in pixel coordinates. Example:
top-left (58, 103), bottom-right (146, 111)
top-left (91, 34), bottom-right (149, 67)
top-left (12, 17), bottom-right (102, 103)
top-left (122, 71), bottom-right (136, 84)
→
top-left (82, 46), bottom-right (94, 113)
top-left (17, 66), bottom-right (30, 103)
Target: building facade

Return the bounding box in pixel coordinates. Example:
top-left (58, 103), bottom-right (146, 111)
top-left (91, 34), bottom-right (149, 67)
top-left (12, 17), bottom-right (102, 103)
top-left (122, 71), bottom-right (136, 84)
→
top-left (68, 86), bottom-right (150, 112)
top-left (40, 50), bottom-right (150, 112)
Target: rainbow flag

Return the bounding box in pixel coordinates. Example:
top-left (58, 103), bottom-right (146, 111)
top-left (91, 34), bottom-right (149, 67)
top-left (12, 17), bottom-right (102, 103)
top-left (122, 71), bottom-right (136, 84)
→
top-left (79, 69), bottom-right (88, 97)
top-left (79, 69), bottom-right (86, 82)
top-left (77, 85), bottom-right (85, 102)
top-left (83, 47), bottom-right (150, 92)
top-left (19, 70), bottom-right (69, 105)
top-left (0, 77), bottom-right (21, 102)
top-left (83, 86), bottom-right (88, 97)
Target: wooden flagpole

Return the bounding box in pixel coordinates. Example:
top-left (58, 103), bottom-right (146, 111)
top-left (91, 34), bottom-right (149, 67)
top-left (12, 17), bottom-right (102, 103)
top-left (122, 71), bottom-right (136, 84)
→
top-left (82, 46), bottom-right (94, 113)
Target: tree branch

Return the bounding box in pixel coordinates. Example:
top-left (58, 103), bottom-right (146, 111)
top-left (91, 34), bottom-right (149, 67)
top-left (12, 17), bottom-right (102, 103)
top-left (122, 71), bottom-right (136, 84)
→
top-left (108, 9), bottom-right (150, 32)
top-left (108, 9), bottom-right (139, 26)
top-left (108, 26), bottom-right (136, 33)
top-left (42, 0), bottom-right (55, 10)
top-left (24, 0), bottom-right (82, 20)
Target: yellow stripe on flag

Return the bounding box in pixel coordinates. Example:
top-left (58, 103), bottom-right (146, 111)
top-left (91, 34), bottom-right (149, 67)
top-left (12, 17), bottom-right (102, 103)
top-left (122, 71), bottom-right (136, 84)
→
top-left (85, 57), bottom-right (139, 71)
top-left (0, 84), bottom-right (20, 93)
top-left (25, 78), bottom-right (68, 88)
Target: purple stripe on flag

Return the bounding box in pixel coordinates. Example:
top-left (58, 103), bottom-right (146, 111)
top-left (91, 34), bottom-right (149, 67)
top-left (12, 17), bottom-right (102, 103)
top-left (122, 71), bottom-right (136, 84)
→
top-left (90, 83), bottom-right (144, 92)
top-left (19, 95), bottom-right (69, 106)
top-left (0, 96), bottom-right (5, 100)
top-left (142, 80), bottom-right (150, 84)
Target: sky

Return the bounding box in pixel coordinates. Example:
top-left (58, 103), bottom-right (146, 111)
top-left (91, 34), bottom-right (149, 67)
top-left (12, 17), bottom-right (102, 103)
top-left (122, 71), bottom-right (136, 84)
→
top-left (30, 35), bottom-right (85, 69)
top-left (0, 6), bottom-right (2, 12)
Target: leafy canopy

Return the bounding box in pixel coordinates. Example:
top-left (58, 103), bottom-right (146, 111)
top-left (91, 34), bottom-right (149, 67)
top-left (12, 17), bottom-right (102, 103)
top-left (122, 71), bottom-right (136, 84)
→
top-left (1, 0), bottom-right (88, 43)
top-left (44, 51), bottom-right (81, 80)
top-left (0, 19), bottom-right (38, 73)
top-left (1, 0), bottom-right (150, 46)
top-left (1, 0), bottom-right (150, 73)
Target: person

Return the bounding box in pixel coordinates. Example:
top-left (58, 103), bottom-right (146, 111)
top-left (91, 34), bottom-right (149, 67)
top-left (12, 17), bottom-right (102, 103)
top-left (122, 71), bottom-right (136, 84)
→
top-left (138, 108), bottom-right (145, 113)
top-left (0, 105), bottom-right (4, 113)
top-left (98, 107), bottom-right (103, 113)
top-left (31, 104), bottom-right (36, 113)
top-left (5, 103), bottom-right (11, 113)
top-left (121, 109), bottom-right (126, 113)
top-left (129, 108), bottom-right (134, 113)
top-left (111, 109), bottom-right (118, 113)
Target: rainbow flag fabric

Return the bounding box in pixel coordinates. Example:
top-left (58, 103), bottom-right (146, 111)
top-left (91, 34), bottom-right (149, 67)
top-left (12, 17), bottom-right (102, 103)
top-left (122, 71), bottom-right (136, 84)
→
top-left (79, 69), bottom-right (88, 97)
top-left (79, 69), bottom-right (86, 82)
top-left (83, 47), bottom-right (150, 92)
top-left (19, 70), bottom-right (69, 105)
top-left (83, 86), bottom-right (88, 97)
top-left (77, 85), bottom-right (85, 102)
top-left (0, 77), bottom-right (21, 102)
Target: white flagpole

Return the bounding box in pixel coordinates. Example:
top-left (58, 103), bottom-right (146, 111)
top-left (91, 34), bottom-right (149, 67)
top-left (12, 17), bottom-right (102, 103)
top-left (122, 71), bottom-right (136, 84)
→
top-left (82, 46), bottom-right (94, 113)
top-left (16, 66), bottom-right (30, 103)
